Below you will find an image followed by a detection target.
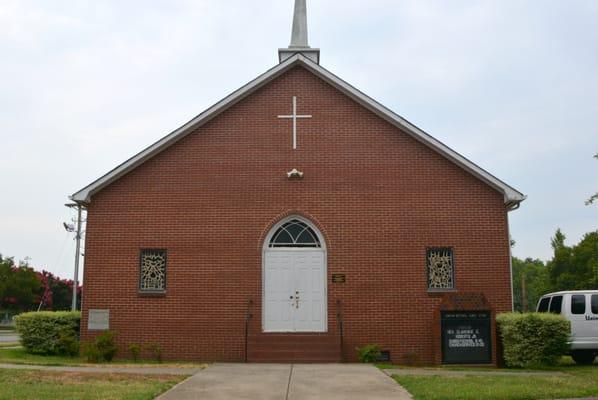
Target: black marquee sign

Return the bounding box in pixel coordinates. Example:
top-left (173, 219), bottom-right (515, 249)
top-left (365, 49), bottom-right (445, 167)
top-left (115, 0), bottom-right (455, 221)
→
top-left (441, 311), bottom-right (492, 364)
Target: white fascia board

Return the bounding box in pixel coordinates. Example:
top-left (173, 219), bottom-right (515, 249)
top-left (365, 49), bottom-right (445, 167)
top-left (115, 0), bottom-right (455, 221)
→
top-left (71, 56), bottom-right (304, 203)
top-left (72, 54), bottom-right (525, 206)
top-left (297, 56), bottom-right (526, 204)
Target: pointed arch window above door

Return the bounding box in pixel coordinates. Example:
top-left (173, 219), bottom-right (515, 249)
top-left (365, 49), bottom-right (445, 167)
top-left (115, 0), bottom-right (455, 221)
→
top-left (269, 219), bottom-right (321, 248)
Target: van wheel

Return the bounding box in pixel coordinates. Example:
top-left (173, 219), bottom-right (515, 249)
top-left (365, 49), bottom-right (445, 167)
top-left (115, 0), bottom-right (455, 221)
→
top-left (571, 351), bottom-right (596, 365)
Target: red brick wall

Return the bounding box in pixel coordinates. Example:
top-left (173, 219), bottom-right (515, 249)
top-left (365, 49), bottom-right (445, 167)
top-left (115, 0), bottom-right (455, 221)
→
top-left (80, 65), bottom-right (512, 364)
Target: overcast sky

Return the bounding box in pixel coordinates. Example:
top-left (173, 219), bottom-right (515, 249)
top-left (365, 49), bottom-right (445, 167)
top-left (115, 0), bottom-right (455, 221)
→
top-left (1, 0), bottom-right (597, 280)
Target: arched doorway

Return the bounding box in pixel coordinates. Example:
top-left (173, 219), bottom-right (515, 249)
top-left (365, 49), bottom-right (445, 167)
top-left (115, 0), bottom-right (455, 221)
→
top-left (262, 216), bottom-right (327, 332)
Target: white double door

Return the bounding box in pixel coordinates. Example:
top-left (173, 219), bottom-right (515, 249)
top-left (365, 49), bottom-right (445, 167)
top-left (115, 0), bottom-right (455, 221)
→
top-left (263, 250), bottom-right (327, 332)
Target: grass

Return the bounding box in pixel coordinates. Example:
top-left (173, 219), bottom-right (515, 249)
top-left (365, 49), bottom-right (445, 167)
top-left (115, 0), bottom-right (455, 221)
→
top-left (0, 368), bottom-right (184, 400)
top-left (0, 343), bottom-right (19, 349)
top-left (388, 359), bottom-right (598, 400)
top-left (0, 348), bottom-right (204, 369)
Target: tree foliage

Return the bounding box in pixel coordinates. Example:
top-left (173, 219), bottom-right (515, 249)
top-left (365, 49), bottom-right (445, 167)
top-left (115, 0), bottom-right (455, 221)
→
top-left (512, 228), bottom-right (598, 311)
top-left (586, 153), bottom-right (598, 205)
top-left (0, 254), bottom-right (81, 315)
top-left (512, 257), bottom-right (549, 312)
top-left (0, 255), bottom-right (41, 313)
top-left (548, 229), bottom-right (598, 291)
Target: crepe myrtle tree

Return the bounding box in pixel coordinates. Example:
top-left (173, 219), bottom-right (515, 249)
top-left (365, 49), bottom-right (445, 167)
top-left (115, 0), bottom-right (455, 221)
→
top-left (0, 254), bottom-right (82, 314)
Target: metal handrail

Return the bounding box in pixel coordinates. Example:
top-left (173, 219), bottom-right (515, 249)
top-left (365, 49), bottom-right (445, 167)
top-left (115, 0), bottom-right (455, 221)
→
top-left (336, 299), bottom-right (344, 362)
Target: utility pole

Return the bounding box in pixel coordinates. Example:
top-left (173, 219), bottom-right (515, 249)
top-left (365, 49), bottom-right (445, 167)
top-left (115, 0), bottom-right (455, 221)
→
top-left (65, 203), bottom-right (84, 311)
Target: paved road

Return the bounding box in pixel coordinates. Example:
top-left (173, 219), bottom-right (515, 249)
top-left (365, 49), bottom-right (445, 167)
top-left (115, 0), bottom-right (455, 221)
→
top-left (157, 363), bottom-right (412, 400)
top-left (0, 332), bottom-right (18, 343)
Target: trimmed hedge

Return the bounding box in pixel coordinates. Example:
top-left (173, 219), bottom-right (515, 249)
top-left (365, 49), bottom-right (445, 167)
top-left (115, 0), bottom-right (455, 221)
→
top-left (497, 312), bottom-right (570, 368)
top-left (15, 311), bottom-right (81, 355)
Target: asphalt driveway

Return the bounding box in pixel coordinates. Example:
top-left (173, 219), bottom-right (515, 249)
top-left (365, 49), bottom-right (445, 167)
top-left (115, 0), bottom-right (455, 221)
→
top-left (156, 363), bottom-right (412, 400)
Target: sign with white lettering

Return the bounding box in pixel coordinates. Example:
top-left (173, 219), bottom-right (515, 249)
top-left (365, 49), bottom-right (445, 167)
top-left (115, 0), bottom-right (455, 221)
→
top-left (88, 309), bottom-right (110, 331)
top-left (441, 311), bottom-right (492, 364)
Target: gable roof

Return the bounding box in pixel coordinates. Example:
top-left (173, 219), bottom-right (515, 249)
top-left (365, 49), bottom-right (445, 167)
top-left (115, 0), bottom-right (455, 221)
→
top-left (71, 54), bottom-right (526, 208)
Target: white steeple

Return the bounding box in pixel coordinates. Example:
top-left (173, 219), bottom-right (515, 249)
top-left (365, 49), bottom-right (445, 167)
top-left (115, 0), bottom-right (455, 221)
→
top-left (279, 0), bottom-right (320, 64)
top-left (290, 0), bottom-right (309, 47)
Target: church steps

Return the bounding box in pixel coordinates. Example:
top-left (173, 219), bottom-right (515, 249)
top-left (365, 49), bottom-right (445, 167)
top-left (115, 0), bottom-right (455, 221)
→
top-left (247, 334), bottom-right (342, 362)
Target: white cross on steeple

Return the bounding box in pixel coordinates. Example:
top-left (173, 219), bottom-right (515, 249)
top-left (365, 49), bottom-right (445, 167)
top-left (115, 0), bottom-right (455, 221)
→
top-left (277, 96), bottom-right (312, 150)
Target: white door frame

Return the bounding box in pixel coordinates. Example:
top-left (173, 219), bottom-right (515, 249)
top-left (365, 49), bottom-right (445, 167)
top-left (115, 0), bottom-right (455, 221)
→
top-left (262, 215), bottom-right (328, 333)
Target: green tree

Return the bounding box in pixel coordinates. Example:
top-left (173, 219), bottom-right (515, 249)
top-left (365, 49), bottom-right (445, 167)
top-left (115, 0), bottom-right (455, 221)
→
top-left (512, 257), bottom-right (550, 312)
top-left (586, 153), bottom-right (598, 205)
top-left (0, 256), bottom-right (41, 313)
top-left (548, 229), bottom-right (598, 291)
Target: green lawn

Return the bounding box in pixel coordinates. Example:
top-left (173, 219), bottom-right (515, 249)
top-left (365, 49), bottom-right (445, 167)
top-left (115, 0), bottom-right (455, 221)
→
top-left (391, 361), bottom-right (598, 400)
top-left (0, 348), bottom-right (203, 369)
top-left (0, 369), bottom-right (183, 400)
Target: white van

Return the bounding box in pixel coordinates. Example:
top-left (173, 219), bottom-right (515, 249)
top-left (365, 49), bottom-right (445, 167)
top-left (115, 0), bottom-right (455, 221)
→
top-left (536, 290), bottom-right (598, 364)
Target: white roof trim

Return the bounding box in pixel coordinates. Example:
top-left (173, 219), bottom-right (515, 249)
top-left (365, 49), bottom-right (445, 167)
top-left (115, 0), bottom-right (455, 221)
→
top-left (71, 54), bottom-right (525, 206)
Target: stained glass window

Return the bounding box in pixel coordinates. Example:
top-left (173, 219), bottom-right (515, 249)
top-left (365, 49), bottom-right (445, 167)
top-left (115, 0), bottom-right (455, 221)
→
top-left (427, 248), bottom-right (454, 290)
top-left (139, 249), bottom-right (167, 292)
top-left (269, 219), bottom-right (321, 248)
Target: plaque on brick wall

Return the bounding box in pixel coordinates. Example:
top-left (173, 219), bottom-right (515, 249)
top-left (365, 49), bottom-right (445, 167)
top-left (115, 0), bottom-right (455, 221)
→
top-left (441, 311), bottom-right (491, 364)
top-left (331, 274), bottom-right (346, 283)
top-left (88, 309), bottom-right (110, 331)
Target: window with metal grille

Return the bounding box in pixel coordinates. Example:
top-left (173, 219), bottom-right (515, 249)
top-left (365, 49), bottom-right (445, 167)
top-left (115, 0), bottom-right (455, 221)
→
top-left (269, 219), bottom-right (321, 248)
top-left (139, 249), bottom-right (167, 292)
top-left (427, 248), bottom-right (455, 290)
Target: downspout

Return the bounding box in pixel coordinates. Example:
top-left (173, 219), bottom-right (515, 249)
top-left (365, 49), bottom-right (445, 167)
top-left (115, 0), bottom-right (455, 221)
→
top-left (505, 199), bottom-right (523, 311)
top-left (507, 210), bottom-right (515, 311)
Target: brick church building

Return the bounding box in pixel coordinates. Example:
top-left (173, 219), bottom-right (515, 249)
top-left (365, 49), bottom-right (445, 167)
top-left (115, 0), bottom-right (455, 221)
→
top-left (71, 1), bottom-right (525, 364)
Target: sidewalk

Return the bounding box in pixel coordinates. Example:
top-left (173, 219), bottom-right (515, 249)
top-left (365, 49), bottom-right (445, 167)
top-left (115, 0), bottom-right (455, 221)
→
top-left (0, 362), bottom-right (201, 376)
top-left (383, 368), bottom-right (566, 377)
top-left (157, 363), bottom-right (412, 400)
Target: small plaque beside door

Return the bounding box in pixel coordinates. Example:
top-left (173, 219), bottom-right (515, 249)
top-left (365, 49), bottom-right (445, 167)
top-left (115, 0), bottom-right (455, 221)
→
top-left (332, 274), bottom-right (346, 283)
top-left (88, 309), bottom-right (110, 331)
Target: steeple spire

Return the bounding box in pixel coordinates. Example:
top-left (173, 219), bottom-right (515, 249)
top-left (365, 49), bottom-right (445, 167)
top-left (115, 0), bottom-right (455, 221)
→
top-left (290, 0), bottom-right (309, 48)
top-left (279, 0), bottom-right (320, 64)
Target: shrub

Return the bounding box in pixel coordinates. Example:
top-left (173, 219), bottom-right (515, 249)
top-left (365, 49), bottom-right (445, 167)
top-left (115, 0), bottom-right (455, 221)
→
top-left (81, 331), bottom-right (117, 362)
top-left (129, 344), bottom-right (141, 362)
top-left (95, 331), bottom-right (117, 362)
top-left (58, 329), bottom-right (79, 356)
top-left (81, 341), bottom-right (101, 363)
top-left (356, 344), bottom-right (381, 363)
top-left (497, 312), bottom-right (570, 368)
top-left (145, 343), bottom-right (163, 363)
top-left (15, 311), bottom-right (80, 355)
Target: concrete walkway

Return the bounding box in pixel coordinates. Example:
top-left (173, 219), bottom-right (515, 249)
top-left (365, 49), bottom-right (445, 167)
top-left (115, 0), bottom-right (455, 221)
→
top-left (383, 367), bottom-right (566, 377)
top-left (157, 363), bottom-right (412, 400)
top-left (0, 363), bottom-right (201, 376)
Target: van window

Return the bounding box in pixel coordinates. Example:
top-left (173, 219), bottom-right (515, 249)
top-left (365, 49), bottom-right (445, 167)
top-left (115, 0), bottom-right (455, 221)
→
top-left (592, 295), bottom-right (598, 314)
top-left (571, 295), bottom-right (586, 314)
top-left (538, 297), bottom-right (550, 312)
top-left (549, 295), bottom-right (563, 314)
